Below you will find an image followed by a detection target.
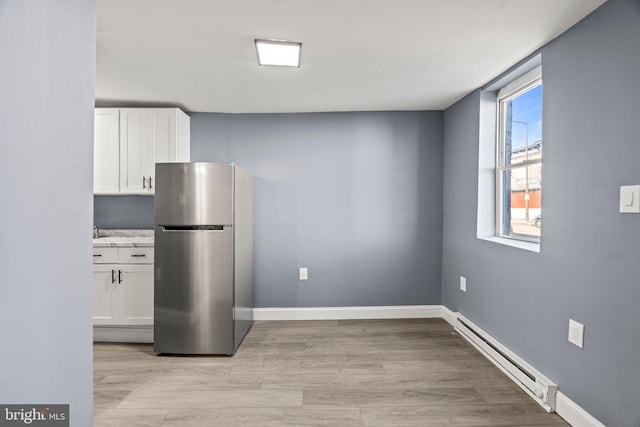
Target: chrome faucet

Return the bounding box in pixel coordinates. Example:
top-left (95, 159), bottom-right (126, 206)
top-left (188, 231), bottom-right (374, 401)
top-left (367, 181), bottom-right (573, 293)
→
top-left (93, 226), bottom-right (100, 239)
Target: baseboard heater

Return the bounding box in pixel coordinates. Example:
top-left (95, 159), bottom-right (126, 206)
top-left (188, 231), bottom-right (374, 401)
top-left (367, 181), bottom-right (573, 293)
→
top-left (455, 315), bottom-right (557, 412)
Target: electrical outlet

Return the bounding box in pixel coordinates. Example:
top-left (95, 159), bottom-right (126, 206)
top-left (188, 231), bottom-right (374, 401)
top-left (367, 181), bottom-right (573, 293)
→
top-left (460, 276), bottom-right (467, 292)
top-left (568, 319), bottom-right (584, 348)
top-left (299, 267), bottom-right (308, 281)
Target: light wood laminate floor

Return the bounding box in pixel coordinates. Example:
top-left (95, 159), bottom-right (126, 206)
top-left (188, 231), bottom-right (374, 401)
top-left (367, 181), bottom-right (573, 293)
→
top-left (94, 319), bottom-right (568, 426)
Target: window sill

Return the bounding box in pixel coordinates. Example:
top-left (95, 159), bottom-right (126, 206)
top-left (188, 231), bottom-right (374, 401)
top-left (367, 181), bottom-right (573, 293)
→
top-left (478, 236), bottom-right (540, 253)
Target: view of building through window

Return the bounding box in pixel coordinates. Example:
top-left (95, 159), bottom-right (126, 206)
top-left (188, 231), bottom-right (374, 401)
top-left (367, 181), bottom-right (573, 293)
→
top-left (499, 81), bottom-right (542, 242)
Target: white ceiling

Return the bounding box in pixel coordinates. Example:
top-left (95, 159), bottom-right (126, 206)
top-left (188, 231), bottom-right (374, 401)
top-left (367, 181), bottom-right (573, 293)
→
top-left (96, 0), bottom-right (606, 113)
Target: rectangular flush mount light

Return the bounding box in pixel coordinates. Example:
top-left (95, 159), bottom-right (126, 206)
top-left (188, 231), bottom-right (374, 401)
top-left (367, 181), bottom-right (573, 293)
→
top-left (255, 39), bottom-right (301, 67)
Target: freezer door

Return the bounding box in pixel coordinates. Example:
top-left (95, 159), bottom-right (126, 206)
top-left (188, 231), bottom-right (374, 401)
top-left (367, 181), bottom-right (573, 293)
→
top-left (154, 226), bottom-right (234, 354)
top-left (155, 162), bottom-right (233, 226)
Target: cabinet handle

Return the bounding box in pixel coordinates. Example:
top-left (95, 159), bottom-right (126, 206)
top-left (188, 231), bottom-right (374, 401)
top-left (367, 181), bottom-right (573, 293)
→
top-left (111, 269), bottom-right (116, 284)
top-left (93, 254), bottom-right (102, 257)
top-left (118, 270), bottom-right (123, 284)
top-left (142, 176), bottom-right (147, 189)
top-left (131, 254), bottom-right (146, 257)
top-left (149, 176), bottom-right (153, 190)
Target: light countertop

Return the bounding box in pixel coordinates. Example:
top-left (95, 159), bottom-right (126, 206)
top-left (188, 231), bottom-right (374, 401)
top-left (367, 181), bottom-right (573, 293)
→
top-left (93, 229), bottom-right (154, 248)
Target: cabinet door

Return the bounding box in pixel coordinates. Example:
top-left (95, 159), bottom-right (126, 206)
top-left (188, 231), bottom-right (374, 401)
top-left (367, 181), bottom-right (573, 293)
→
top-left (120, 109), bottom-right (153, 194)
top-left (93, 109), bottom-right (120, 194)
top-left (176, 109), bottom-right (191, 162)
top-left (93, 265), bottom-right (118, 325)
top-left (148, 109), bottom-right (177, 195)
top-left (119, 265), bottom-right (154, 325)
top-left (149, 108), bottom-right (177, 163)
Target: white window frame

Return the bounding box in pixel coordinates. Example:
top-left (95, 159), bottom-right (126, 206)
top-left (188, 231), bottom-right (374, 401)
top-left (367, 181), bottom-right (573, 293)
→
top-left (496, 65), bottom-right (542, 243)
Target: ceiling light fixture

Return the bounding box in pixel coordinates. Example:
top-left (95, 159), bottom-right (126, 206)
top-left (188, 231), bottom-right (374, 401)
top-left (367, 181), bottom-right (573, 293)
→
top-left (255, 39), bottom-right (301, 67)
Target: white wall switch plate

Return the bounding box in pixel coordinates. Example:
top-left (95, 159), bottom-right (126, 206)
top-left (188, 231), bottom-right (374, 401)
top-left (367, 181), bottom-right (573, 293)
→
top-left (299, 267), bottom-right (308, 281)
top-left (568, 319), bottom-right (584, 348)
top-left (620, 185), bottom-right (640, 213)
top-left (460, 276), bottom-right (467, 292)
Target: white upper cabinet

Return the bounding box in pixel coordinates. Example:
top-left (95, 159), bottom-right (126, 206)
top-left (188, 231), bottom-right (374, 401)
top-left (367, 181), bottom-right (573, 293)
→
top-left (120, 109), bottom-right (152, 194)
top-left (148, 108), bottom-right (191, 163)
top-left (93, 109), bottom-right (120, 194)
top-left (94, 107), bottom-right (190, 195)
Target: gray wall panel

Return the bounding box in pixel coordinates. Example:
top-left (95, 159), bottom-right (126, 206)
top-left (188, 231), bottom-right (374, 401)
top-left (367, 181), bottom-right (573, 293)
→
top-left (94, 196), bottom-right (154, 229)
top-left (191, 112), bottom-right (443, 308)
top-left (442, 1), bottom-right (640, 425)
top-left (0, 1), bottom-right (95, 424)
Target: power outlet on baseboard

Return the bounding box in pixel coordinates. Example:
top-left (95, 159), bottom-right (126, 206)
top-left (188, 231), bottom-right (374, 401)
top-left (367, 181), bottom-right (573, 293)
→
top-left (460, 276), bottom-right (467, 292)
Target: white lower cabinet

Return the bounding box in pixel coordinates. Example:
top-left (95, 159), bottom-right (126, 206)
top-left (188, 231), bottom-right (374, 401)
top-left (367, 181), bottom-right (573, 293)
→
top-left (93, 265), bottom-right (118, 324)
top-left (93, 264), bottom-right (154, 326)
top-left (120, 265), bottom-right (154, 325)
top-left (93, 247), bottom-right (154, 331)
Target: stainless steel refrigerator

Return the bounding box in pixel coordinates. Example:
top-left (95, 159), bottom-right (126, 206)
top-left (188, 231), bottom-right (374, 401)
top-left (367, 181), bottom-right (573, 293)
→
top-left (153, 162), bottom-right (253, 355)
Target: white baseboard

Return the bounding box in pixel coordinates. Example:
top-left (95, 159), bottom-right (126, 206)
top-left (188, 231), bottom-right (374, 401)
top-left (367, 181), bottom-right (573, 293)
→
top-left (455, 314), bottom-right (557, 412)
top-left (253, 305), bottom-right (443, 321)
top-left (448, 312), bottom-right (604, 426)
top-left (94, 325), bottom-right (153, 343)
top-left (441, 306), bottom-right (458, 326)
top-left (556, 391), bottom-right (606, 427)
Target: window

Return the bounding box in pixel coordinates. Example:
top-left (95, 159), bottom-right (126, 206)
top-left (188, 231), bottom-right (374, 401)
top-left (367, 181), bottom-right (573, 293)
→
top-left (496, 66), bottom-right (542, 243)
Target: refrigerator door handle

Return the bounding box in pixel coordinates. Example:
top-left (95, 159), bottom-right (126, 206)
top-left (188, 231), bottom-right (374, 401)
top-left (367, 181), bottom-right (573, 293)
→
top-left (161, 225), bottom-right (229, 232)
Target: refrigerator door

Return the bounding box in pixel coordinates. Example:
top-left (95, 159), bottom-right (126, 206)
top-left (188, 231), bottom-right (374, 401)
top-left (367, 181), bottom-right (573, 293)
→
top-left (155, 162), bottom-right (233, 226)
top-left (154, 226), bottom-right (234, 354)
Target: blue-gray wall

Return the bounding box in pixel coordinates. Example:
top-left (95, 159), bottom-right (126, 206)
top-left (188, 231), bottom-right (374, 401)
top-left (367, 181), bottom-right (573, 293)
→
top-left (94, 196), bottom-right (154, 229)
top-left (191, 112), bottom-right (443, 308)
top-left (442, 0), bottom-right (640, 425)
top-left (0, 1), bottom-right (95, 424)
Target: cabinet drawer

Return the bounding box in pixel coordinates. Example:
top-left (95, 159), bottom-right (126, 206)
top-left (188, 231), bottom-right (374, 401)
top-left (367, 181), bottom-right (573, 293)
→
top-left (118, 247), bottom-right (154, 264)
top-left (93, 247), bottom-right (118, 264)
